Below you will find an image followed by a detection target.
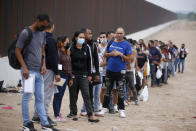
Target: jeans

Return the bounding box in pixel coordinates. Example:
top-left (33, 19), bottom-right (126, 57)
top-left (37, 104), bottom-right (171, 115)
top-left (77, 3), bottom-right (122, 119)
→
top-left (81, 74), bottom-right (102, 113)
top-left (174, 58), bottom-right (180, 72)
top-left (168, 61), bottom-right (175, 76)
top-left (150, 64), bottom-right (157, 86)
top-left (125, 71), bottom-right (138, 101)
top-left (171, 60), bottom-right (175, 76)
top-left (34, 69), bottom-right (54, 118)
top-left (70, 75), bottom-right (93, 116)
top-left (53, 73), bottom-right (68, 117)
top-left (21, 70), bottom-right (49, 126)
top-left (81, 74), bottom-right (113, 112)
top-left (101, 76), bottom-right (114, 110)
top-left (178, 58), bottom-right (185, 72)
top-left (123, 83), bottom-right (128, 101)
top-left (161, 67), bottom-right (168, 83)
top-left (103, 70), bottom-right (125, 110)
top-left (93, 83), bottom-right (102, 112)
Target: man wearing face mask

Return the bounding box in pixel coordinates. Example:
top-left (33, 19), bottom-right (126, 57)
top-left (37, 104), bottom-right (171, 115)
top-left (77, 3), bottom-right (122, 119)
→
top-left (32, 22), bottom-right (60, 126)
top-left (80, 28), bottom-right (100, 116)
top-left (16, 14), bottom-right (59, 131)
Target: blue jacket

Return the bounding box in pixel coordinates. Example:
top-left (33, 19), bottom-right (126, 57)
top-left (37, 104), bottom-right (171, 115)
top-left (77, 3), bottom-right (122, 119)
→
top-left (45, 32), bottom-right (59, 75)
top-left (149, 47), bottom-right (162, 64)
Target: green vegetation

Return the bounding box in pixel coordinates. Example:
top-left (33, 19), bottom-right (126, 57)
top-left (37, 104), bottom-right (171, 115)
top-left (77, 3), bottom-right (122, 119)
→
top-left (178, 12), bottom-right (196, 20)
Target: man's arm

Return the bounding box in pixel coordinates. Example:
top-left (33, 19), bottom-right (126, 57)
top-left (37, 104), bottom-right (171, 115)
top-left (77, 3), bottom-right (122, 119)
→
top-left (86, 46), bottom-right (92, 82)
top-left (93, 45), bottom-right (99, 75)
top-left (15, 47), bottom-right (29, 79)
top-left (46, 39), bottom-right (59, 75)
top-left (104, 50), bottom-right (116, 58)
top-left (119, 53), bottom-right (132, 63)
top-left (41, 44), bottom-right (46, 75)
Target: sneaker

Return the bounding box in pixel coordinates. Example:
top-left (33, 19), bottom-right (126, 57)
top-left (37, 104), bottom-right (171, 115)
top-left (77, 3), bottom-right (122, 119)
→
top-left (23, 121), bottom-right (37, 131)
top-left (42, 125), bottom-right (59, 131)
top-left (94, 112), bottom-right (104, 117)
top-left (53, 116), bottom-right (66, 122)
top-left (99, 103), bottom-right (103, 111)
top-left (67, 113), bottom-right (74, 118)
top-left (135, 100), bottom-right (139, 105)
top-left (32, 117), bottom-right (40, 123)
top-left (80, 112), bottom-right (87, 116)
top-left (48, 116), bottom-right (57, 126)
top-left (109, 109), bottom-right (115, 114)
top-left (124, 101), bottom-right (129, 106)
top-left (119, 110), bottom-right (126, 118)
top-left (100, 108), bottom-right (108, 115)
top-left (113, 104), bottom-right (119, 113)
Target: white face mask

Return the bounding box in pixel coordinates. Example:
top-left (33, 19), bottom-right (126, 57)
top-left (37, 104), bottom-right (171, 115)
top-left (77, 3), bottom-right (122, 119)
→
top-left (100, 38), bottom-right (107, 44)
top-left (77, 38), bottom-right (85, 45)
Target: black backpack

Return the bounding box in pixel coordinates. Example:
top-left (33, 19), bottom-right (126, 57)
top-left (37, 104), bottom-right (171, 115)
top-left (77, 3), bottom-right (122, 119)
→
top-left (179, 48), bottom-right (187, 59)
top-left (8, 27), bottom-right (33, 70)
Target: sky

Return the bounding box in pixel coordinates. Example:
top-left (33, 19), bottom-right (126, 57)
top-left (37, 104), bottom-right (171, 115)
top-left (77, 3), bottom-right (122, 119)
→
top-left (146, 0), bottom-right (196, 13)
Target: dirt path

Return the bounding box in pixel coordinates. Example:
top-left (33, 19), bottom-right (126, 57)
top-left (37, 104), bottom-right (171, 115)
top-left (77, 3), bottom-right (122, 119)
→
top-left (0, 20), bottom-right (196, 131)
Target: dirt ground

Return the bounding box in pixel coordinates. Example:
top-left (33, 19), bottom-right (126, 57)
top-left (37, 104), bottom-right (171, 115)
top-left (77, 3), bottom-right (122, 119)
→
top-left (0, 20), bottom-right (196, 131)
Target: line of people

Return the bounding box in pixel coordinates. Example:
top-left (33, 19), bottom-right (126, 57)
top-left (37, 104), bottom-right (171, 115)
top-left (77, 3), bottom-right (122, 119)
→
top-left (16, 14), bottom-right (188, 131)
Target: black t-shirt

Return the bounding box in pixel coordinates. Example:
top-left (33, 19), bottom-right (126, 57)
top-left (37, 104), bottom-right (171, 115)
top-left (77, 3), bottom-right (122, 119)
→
top-left (137, 53), bottom-right (147, 68)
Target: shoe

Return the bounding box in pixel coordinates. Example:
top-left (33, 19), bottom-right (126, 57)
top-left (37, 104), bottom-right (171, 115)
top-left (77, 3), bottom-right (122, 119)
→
top-left (23, 121), bottom-right (37, 131)
top-left (135, 100), bottom-right (139, 105)
top-left (99, 103), bottom-right (103, 111)
top-left (88, 118), bottom-right (100, 123)
top-left (119, 110), bottom-right (126, 118)
top-left (32, 117), bottom-right (40, 123)
top-left (67, 113), bottom-right (74, 118)
top-left (109, 109), bottom-right (115, 114)
top-left (94, 112), bottom-right (104, 117)
top-left (124, 101), bottom-right (129, 106)
top-left (151, 84), bottom-right (157, 88)
top-left (80, 112), bottom-right (87, 116)
top-left (42, 124), bottom-right (59, 131)
top-left (113, 104), bottom-right (119, 113)
top-left (100, 108), bottom-right (108, 115)
top-left (73, 117), bottom-right (78, 121)
top-left (48, 116), bottom-right (57, 126)
top-left (59, 115), bottom-right (66, 122)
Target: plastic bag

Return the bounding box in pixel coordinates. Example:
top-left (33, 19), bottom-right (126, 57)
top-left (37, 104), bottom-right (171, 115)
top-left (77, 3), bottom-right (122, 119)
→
top-left (140, 86), bottom-right (149, 102)
top-left (147, 60), bottom-right (150, 76)
top-left (156, 68), bottom-right (162, 79)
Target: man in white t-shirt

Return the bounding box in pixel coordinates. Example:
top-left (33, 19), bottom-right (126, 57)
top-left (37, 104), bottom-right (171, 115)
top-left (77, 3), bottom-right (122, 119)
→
top-left (178, 43), bottom-right (188, 73)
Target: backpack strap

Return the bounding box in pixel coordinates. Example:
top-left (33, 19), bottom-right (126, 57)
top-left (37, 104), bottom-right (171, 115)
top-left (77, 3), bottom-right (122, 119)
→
top-left (106, 38), bottom-right (114, 52)
top-left (23, 27), bottom-right (33, 50)
top-left (21, 27), bottom-right (33, 56)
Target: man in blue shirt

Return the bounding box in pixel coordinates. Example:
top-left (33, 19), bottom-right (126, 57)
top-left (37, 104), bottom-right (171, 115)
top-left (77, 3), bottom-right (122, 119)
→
top-left (149, 40), bottom-right (162, 87)
top-left (100, 27), bottom-right (132, 118)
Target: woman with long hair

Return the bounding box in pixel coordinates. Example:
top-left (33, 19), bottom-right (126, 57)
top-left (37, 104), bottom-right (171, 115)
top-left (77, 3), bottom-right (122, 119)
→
top-left (53, 35), bottom-right (73, 122)
top-left (68, 31), bottom-right (99, 122)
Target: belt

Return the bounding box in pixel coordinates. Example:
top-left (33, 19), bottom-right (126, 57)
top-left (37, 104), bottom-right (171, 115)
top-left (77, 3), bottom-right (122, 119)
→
top-left (126, 70), bottom-right (133, 72)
